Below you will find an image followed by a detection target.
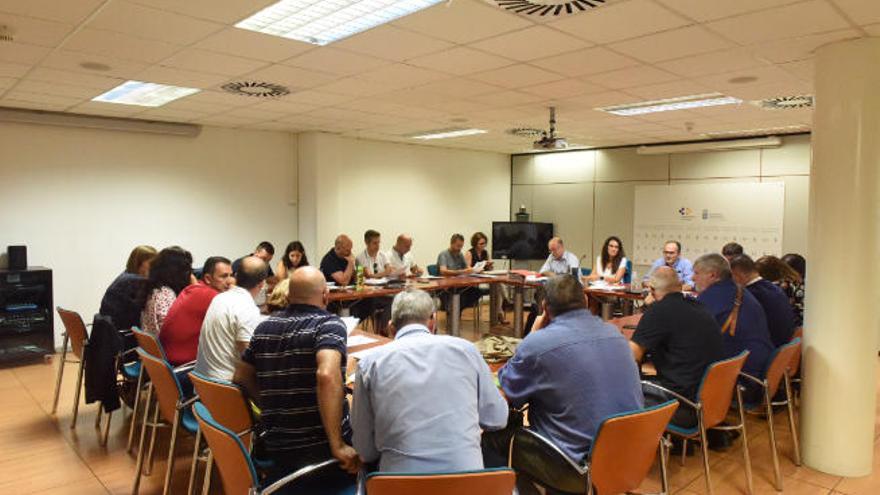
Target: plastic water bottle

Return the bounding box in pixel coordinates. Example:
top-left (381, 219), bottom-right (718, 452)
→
top-left (356, 265), bottom-right (365, 291)
top-left (631, 270), bottom-right (640, 291)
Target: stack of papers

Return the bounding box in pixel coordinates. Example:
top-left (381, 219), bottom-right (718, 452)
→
top-left (364, 278), bottom-right (389, 286)
top-left (341, 316), bottom-right (360, 336)
top-left (347, 335), bottom-right (378, 346)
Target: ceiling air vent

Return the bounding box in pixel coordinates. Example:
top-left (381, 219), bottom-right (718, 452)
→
top-left (758, 95), bottom-right (813, 110)
top-left (491, 0), bottom-right (609, 17)
top-left (221, 81), bottom-right (290, 98)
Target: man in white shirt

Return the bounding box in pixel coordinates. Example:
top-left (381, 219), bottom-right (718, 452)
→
top-left (355, 230), bottom-right (392, 279)
top-left (386, 234), bottom-right (423, 278)
top-left (195, 256), bottom-right (268, 381)
top-left (539, 237), bottom-right (580, 277)
top-left (351, 289), bottom-right (508, 472)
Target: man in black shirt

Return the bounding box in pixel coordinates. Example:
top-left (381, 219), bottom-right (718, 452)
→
top-left (630, 266), bottom-right (724, 428)
top-left (232, 241), bottom-right (275, 278)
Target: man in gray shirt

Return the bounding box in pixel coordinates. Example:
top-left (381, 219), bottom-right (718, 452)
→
top-left (437, 233), bottom-right (481, 311)
top-left (351, 289), bottom-right (508, 472)
top-left (539, 237), bottom-right (580, 276)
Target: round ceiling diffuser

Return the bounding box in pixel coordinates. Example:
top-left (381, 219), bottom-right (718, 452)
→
top-left (491, 0), bottom-right (608, 16)
top-left (221, 81), bottom-right (290, 98)
top-left (759, 95), bottom-right (813, 110)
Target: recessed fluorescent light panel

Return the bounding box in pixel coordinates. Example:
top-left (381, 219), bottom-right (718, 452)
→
top-left (92, 80), bottom-right (200, 107)
top-left (410, 128), bottom-right (487, 140)
top-left (597, 93), bottom-right (742, 116)
top-left (236, 0), bottom-right (444, 46)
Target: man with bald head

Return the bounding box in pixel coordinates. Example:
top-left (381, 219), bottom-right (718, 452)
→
top-left (234, 266), bottom-right (359, 492)
top-left (539, 237), bottom-right (580, 277)
top-left (320, 234), bottom-right (356, 286)
top-left (387, 234), bottom-right (423, 278)
top-left (195, 256), bottom-right (268, 381)
top-left (630, 266), bottom-right (724, 429)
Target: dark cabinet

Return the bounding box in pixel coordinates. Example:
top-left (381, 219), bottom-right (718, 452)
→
top-left (0, 267), bottom-right (54, 366)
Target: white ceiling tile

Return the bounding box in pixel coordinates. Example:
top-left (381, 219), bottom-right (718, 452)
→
top-left (247, 99), bottom-right (320, 115)
top-left (624, 79), bottom-right (716, 99)
top-left (217, 106), bottom-right (290, 120)
top-left (0, 97), bottom-right (71, 111)
top-left (722, 80), bottom-right (813, 101)
top-left (14, 79), bottom-right (109, 99)
top-left (706, 1), bottom-right (851, 45)
top-left (135, 65), bottom-right (230, 89)
top-left (126, 0), bottom-right (276, 24)
top-left (195, 28), bottom-right (314, 63)
top-left (179, 90), bottom-right (256, 108)
top-left (520, 78), bottom-right (607, 99)
top-left (339, 100), bottom-right (415, 117)
top-left (355, 64), bottom-right (449, 89)
top-left (334, 25), bottom-right (453, 62)
top-left (3, 89), bottom-right (82, 106)
top-left (0, 42), bottom-right (51, 65)
top-left (408, 47), bottom-right (515, 76)
top-left (472, 26), bottom-right (590, 62)
top-left (778, 59), bottom-right (815, 82)
top-left (0, 13), bottom-right (74, 46)
top-left (25, 67), bottom-right (121, 90)
top-left (661, 47), bottom-right (771, 77)
top-left (137, 107), bottom-right (209, 122)
top-left (0, 0), bottom-right (104, 24)
top-left (561, 90), bottom-right (647, 109)
top-left (827, 0), bottom-right (880, 25)
top-left (157, 98), bottom-right (232, 114)
top-left (696, 65), bottom-right (806, 95)
top-left (0, 76), bottom-right (16, 91)
top-left (530, 47), bottom-right (640, 77)
top-left (471, 64), bottom-right (563, 88)
top-left (282, 47), bottom-right (388, 76)
top-left (409, 78), bottom-right (501, 98)
top-left (241, 64), bottom-right (338, 91)
top-left (864, 23), bottom-right (880, 35)
top-left (88, 2), bottom-right (223, 45)
top-left (69, 100), bottom-right (146, 116)
top-left (466, 90), bottom-right (545, 107)
top-left (0, 60), bottom-right (29, 78)
top-left (278, 90), bottom-right (356, 107)
top-left (392, 0), bottom-right (533, 44)
top-left (162, 48), bottom-right (267, 77)
top-left (609, 25), bottom-right (734, 63)
top-left (752, 29), bottom-right (861, 64)
top-left (63, 28), bottom-right (182, 64)
top-left (655, 0), bottom-right (799, 22)
top-left (583, 65), bottom-right (679, 89)
top-left (320, 77), bottom-right (400, 97)
top-left (40, 50), bottom-right (151, 78)
top-left (546, 0), bottom-right (691, 44)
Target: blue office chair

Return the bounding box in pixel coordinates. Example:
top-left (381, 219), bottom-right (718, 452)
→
top-left (623, 259), bottom-right (633, 284)
top-left (580, 267), bottom-right (592, 277)
top-left (427, 264), bottom-right (440, 276)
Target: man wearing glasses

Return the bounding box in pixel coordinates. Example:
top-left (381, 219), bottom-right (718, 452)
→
top-left (648, 240), bottom-right (694, 291)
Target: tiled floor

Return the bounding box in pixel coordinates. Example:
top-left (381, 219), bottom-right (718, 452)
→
top-left (1, 308), bottom-right (877, 494)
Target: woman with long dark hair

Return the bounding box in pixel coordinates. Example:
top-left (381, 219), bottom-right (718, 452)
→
top-left (275, 241), bottom-right (309, 280)
top-left (140, 246), bottom-right (193, 335)
top-left (757, 254), bottom-right (805, 326)
top-left (587, 236), bottom-right (627, 284)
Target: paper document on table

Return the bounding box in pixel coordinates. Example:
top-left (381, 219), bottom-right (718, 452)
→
top-left (525, 275), bottom-right (548, 282)
top-left (472, 261), bottom-right (487, 273)
top-left (350, 346), bottom-right (384, 361)
top-left (365, 278), bottom-right (389, 285)
top-left (347, 335), bottom-right (378, 347)
top-left (341, 317), bottom-right (360, 336)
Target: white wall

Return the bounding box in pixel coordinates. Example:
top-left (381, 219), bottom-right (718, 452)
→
top-left (511, 134), bottom-right (811, 273)
top-left (297, 132), bottom-right (511, 269)
top-left (0, 123), bottom-right (297, 346)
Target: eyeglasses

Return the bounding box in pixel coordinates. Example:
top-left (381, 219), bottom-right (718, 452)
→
top-left (663, 251), bottom-right (677, 255)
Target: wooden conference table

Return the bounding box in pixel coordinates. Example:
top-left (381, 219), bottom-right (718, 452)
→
top-left (328, 274), bottom-right (646, 337)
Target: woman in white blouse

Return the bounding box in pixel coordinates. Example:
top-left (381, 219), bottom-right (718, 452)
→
top-left (587, 236), bottom-right (628, 284)
top-left (140, 246), bottom-right (194, 335)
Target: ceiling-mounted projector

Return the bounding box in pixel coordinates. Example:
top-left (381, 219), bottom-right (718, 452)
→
top-left (533, 106), bottom-right (568, 150)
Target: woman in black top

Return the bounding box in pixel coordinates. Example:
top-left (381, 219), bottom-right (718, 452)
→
top-left (464, 232), bottom-right (494, 271)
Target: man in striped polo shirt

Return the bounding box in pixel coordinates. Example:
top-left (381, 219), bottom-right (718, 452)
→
top-left (234, 266), bottom-right (359, 492)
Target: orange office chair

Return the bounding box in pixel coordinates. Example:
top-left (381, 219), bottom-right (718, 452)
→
top-left (51, 308), bottom-right (90, 429)
top-left (365, 468), bottom-right (516, 495)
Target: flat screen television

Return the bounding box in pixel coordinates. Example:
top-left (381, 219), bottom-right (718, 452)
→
top-left (492, 222), bottom-right (553, 260)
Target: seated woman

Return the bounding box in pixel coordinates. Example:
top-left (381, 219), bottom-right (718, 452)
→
top-left (100, 245), bottom-right (157, 332)
top-left (274, 241), bottom-right (309, 280)
top-left (587, 236), bottom-right (628, 284)
top-left (464, 232), bottom-right (494, 272)
top-left (756, 254), bottom-right (805, 327)
top-left (140, 246), bottom-right (194, 335)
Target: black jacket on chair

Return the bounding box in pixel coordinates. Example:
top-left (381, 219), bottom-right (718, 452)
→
top-left (84, 314), bottom-right (122, 413)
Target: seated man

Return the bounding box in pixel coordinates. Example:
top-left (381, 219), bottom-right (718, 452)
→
top-left (648, 240), bottom-right (694, 290)
top-left (730, 254), bottom-right (797, 347)
top-left (538, 237), bottom-right (580, 277)
top-left (386, 234), bottom-right (423, 278)
top-left (160, 256), bottom-right (233, 366)
top-left (352, 289), bottom-right (507, 472)
top-left (194, 257), bottom-right (267, 381)
top-left (321, 234), bottom-right (373, 321)
top-left (694, 253), bottom-right (774, 403)
top-left (354, 229), bottom-right (392, 330)
top-left (630, 267), bottom-right (724, 429)
top-left (484, 275), bottom-right (643, 490)
top-left (436, 233), bottom-right (481, 313)
top-left (232, 241), bottom-right (275, 277)
top-left (722, 242), bottom-right (744, 263)
top-left (234, 267), bottom-right (359, 492)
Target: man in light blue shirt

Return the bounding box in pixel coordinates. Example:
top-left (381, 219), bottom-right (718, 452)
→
top-left (539, 237), bottom-right (580, 276)
top-left (648, 240), bottom-right (694, 289)
top-left (351, 289), bottom-right (508, 473)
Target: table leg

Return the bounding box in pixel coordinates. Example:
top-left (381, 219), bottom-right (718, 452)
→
top-left (513, 286), bottom-right (524, 338)
top-left (451, 291), bottom-right (461, 337)
top-left (601, 302), bottom-right (613, 321)
top-left (339, 305), bottom-right (351, 317)
top-left (489, 284), bottom-right (498, 326)
top-left (623, 299), bottom-right (634, 316)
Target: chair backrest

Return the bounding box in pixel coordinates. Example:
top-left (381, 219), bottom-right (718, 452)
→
top-left (580, 267), bottom-right (592, 277)
top-left (764, 338), bottom-right (802, 399)
top-left (56, 307), bottom-right (89, 359)
top-left (132, 326), bottom-right (166, 360)
top-left (137, 349), bottom-right (183, 424)
top-left (589, 400), bottom-right (678, 495)
top-left (193, 402), bottom-right (258, 495)
top-left (366, 468), bottom-right (516, 495)
top-left (190, 372), bottom-right (254, 446)
top-left (623, 259), bottom-right (633, 284)
top-left (697, 351), bottom-right (750, 428)
top-left (427, 264), bottom-right (440, 276)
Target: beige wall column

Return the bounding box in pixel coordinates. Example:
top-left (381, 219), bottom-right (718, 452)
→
top-left (802, 37), bottom-right (880, 476)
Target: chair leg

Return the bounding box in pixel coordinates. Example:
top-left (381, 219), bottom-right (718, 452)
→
top-left (680, 438), bottom-right (687, 466)
top-left (736, 386), bottom-right (754, 495)
top-left (784, 374), bottom-right (802, 466)
top-left (162, 410), bottom-right (181, 495)
top-left (71, 356), bottom-right (86, 429)
top-left (764, 384), bottom-right (783, 491)
top-left (659, 437), bottom-right (670, 495)
top-left (145, 397), bottom-right (162, 476)
top-left (201, 451), bottom-right (213, 495)
top-left (101, 409), bottom-right (113, 446)
top-left (51, 334), bottom-right (70, 415)
top-left (132, 385), bottom-right (153, 495)
top-left (698, 414), bottom-right (713, 495)
top-left (127, 367), bottom-right (145, 453)
top-left (187, 429), bottom-right (202, 495)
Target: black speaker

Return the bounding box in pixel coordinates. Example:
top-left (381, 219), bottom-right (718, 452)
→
top-left (8, 245), bottom-right (27, 271)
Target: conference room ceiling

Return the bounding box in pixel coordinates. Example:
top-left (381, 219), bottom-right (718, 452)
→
top-left (0, 0), bottom-right (874, 153)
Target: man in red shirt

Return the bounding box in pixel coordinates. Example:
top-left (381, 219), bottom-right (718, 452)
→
top-left (160, 256), bottom-right (234, 365)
